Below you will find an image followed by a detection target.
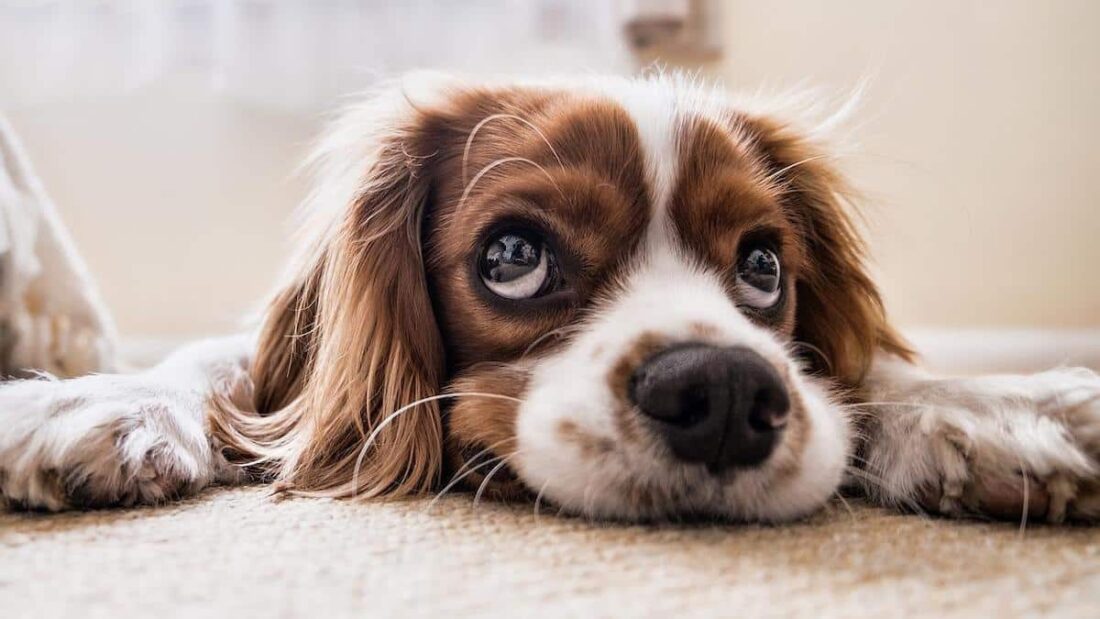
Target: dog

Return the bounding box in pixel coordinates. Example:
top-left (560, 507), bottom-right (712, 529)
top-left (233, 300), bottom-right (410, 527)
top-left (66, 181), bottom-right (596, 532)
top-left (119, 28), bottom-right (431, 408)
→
top-left (1, 73), bottom-right (1098, 523)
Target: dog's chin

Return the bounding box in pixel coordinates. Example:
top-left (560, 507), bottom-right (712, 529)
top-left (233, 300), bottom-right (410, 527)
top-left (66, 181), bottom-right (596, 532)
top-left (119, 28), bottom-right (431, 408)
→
top-left (512, 371), bottom-right (851, 524)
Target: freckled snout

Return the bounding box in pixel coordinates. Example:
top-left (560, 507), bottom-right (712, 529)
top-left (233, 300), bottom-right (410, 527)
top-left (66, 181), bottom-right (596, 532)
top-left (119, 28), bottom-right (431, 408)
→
top-left (628, 345), bottom-right (790, 471)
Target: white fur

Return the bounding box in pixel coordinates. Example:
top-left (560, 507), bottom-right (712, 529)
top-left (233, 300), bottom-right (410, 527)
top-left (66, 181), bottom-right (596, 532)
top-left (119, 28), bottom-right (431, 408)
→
top-left (595, 77), bottom-right (680, 229)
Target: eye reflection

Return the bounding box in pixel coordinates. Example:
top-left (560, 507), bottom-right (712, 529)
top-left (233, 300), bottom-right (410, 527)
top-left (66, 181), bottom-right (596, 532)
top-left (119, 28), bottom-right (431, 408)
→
top-left (737, 246), bottom-right (781, 309)
top-left (479, 231), bottom-right (555, 299)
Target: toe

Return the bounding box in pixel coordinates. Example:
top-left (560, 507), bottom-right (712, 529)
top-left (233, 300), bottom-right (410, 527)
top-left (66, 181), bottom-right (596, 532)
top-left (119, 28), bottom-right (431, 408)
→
top-left (970, 472), bottom-right (1050, 521)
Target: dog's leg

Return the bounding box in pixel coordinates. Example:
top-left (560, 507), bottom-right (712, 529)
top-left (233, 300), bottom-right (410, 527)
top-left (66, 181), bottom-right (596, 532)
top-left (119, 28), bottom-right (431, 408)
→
top-left (855, 355), bottom-right (1100, 523)
top-left (0, 334), bottom-right (252, 511)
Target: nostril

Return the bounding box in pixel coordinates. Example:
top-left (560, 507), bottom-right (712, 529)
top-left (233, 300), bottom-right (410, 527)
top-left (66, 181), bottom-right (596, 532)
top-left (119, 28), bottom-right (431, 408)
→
top-left (747, 384), bottom-right (790, 433)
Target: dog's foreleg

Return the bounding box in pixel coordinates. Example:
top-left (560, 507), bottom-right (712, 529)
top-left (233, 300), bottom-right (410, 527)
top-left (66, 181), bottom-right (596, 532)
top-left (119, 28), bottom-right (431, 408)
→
top-left (0, 335), bottom-right (252, 511)
top-left (854, 355), bottom-right (1100, 523)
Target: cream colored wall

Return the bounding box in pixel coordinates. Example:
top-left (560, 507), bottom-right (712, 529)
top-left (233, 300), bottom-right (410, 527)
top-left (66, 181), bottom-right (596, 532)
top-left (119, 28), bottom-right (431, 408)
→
top-left (7, 1), bottom-right (1099, 338)
top-left (706, 1), bottom-right (1100, 327)
top-left (8, 75), bottom-right (314, 337)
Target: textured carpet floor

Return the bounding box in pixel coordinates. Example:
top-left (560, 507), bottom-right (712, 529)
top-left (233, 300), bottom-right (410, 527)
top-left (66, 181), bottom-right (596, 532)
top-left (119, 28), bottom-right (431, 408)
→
top-left (3, 487), bottom-right (1098, 618)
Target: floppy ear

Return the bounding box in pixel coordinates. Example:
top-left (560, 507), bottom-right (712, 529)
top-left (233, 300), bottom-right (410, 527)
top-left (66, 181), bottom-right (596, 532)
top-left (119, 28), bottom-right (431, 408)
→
top-left (210, 84), bottom-right (448, 498)
top-left (745, 115), bottom-right (913, 387)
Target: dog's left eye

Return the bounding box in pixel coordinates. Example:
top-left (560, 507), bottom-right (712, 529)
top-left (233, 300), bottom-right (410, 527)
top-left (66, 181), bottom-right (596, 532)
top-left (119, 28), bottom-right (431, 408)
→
top-left (479, 231), bottom-right (557, 299)
top-left (736, 246), bottom-right (782, 309)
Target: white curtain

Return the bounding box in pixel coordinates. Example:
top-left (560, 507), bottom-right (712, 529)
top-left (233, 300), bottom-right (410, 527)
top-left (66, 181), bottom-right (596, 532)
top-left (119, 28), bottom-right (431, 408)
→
top-left (0, 0), bottom-right (640, 111)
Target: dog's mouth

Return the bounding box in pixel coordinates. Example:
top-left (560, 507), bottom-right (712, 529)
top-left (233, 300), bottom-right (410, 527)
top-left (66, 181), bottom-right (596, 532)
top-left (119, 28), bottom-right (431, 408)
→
top-left (439, 366), bottom-right (843, 524)
top-left (508, 344), bottom-right (848, 522)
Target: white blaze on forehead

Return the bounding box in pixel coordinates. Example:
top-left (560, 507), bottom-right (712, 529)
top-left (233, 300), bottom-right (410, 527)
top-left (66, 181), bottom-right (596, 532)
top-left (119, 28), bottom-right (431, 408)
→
top-left (596, 81), bottom-right (681, 246)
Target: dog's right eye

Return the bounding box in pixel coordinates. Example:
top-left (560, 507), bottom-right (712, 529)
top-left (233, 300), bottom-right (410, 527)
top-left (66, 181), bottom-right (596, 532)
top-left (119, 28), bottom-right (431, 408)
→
top-left (479, 231), bottom-right (558, 299)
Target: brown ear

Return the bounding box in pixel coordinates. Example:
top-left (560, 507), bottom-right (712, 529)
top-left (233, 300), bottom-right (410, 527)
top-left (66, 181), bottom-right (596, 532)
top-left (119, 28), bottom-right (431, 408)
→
top-left (210, 90), bottom-right (446, 498)
top-left (745, 115), bottom-right (913, 387)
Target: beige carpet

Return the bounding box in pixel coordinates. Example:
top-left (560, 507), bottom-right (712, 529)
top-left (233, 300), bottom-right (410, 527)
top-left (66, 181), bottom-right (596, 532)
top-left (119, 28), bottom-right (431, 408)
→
top-left (3, 487), bottom-right (1098, 619)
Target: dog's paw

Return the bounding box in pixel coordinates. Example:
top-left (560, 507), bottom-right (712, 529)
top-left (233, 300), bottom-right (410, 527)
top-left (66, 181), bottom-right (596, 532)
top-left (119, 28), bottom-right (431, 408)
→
top-left (0, 375), bottom-right (228, 511)
top-left (863, 367), bottom-right (1100, 523)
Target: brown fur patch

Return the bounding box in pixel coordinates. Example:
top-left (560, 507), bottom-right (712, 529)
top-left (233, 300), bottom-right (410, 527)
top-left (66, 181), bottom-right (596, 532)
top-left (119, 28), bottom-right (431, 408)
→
top-left (607, 331), bottom-right (671, 446)
top-left (557, 420), bottom-right (615, 458)
top-left (425, 96), bottom-right (652, 367)
top-left (443, 363), bottom-right (533, 501)
top-left (688, 322), bottom-right (721, 340)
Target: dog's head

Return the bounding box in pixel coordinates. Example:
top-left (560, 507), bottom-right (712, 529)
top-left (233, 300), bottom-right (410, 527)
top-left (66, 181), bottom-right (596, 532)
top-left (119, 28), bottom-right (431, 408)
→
top-left (216, 73), bottom-right (911, 522)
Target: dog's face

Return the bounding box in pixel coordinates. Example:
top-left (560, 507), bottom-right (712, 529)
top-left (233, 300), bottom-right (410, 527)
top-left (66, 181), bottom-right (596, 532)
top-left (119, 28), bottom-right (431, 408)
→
top-left (230, 75), bottom-right (909, 522)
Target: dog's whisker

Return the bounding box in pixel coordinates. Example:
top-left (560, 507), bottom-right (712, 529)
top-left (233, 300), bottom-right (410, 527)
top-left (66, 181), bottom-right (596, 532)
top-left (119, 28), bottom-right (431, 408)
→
top-left (789, 340), bottom-right (833, 374)
top-left (462, 113), bottom-right (565, 186)
top-left (533, 478), bottom-right (554, 522)
top-left (426, 455), bottom-right (503, 513)
top-left (351, 392), bottom-right (522, 498)
top-left (580, 475), bottom-right (599, 525)
top-left (473, 453), bottom-right (520, 508)
top-left (522, 325), bottom-right (584, 358)
top-left (1002, 440), bottom-right (1041, 537)
top-left (832, 490), bottom-right (858, 524)
top-left (1019, 458), bottom-right (1031, 537)
top-left (843, 466), bottom-right (929, 518)
top-left (457, 156), bottom-right (565, 215)
top-left (839, 401), bottom-right (944, 410)
top-left (762, 153), bottom-right (832, 187)
top-left (448, 437), bottom-right (519, 487)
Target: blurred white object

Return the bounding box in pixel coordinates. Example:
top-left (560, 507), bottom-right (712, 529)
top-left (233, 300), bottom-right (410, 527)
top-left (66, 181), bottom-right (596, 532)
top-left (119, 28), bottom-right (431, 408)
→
top-left (0, 0), bottom-right (636, 112)
top-left (909, 328), bottom-right (1100, 375)
top-left (0, 115), bottom-right (116, 376)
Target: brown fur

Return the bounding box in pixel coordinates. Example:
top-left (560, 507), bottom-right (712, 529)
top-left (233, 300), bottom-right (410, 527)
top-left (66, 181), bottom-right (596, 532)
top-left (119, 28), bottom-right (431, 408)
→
top-left (442, 363), bottom-right (532, 501)
top-left (210, 107), bottom-right (451, 498)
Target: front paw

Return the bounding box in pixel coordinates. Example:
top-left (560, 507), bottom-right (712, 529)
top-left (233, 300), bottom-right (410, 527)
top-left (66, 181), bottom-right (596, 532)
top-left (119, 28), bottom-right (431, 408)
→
top-left (865, 367), bottom-right (1100, 523)
top-left (0, 376), bottom-right (223, 511)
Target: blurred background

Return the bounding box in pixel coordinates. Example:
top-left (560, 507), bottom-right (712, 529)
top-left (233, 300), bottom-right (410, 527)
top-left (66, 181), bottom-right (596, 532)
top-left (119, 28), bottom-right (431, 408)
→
top-left (1, 1), bottom-right (1097, 353)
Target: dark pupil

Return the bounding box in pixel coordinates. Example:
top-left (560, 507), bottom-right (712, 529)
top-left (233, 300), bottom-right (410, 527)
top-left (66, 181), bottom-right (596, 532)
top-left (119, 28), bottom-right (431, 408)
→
top-left (483, 234), bottom-right (541, 283)
top-left (739, 248), bottom-right (779, 292)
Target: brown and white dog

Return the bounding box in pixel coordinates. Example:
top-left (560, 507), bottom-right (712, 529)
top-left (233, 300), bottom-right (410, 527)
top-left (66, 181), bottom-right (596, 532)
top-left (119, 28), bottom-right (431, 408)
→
top-left (2, 73), bottom-right (1098, 523)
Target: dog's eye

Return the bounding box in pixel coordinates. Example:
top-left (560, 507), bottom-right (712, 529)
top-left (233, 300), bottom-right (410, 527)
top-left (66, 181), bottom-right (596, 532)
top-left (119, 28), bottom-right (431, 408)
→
top-left (736, 246), bottom-right (781, 308)
top-left (479, 231), bottom-right (557, 299)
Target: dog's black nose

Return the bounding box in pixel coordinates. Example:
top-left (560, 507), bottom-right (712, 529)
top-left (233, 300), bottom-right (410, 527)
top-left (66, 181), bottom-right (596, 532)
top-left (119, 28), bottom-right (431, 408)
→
top-left (628, 344), bottom-right (790, 471)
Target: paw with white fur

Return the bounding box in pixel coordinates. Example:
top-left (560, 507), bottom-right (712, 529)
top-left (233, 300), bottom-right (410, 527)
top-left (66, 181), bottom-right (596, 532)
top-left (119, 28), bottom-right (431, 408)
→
top-left (0, 374), bottom-right (233, 511)
top-left (860, 367), bottom-right (1100, 523)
